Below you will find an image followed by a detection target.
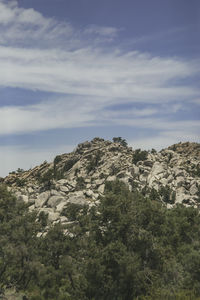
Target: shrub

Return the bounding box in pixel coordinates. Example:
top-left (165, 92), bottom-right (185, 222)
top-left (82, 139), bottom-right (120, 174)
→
top-left (54, 155), bottom-right (62, 165)
top-left (112, 137), bottom-right (128, 147)
top-left (64, 157), bottom-right (78, 172)
top-left (159, 186), bottom-right (176, 204)
top-left (132, 149), bottom-right (148, 164)
top-left (86, 150), bottom-right (102, 173)
top-left (193, 165), bottom-right (200, 177)
top-left (110, 163), bottom-right (120, 175)
top-left (76, 177), bottom-right (85, 190)
top-left (151, 148), bottom-right (157, 154)
top-left (16, 168), bottom-right (24, 173)
top-left (15, 177), bottom-right (26, 187)
top-left (37, 169), bottom-right (54, 188)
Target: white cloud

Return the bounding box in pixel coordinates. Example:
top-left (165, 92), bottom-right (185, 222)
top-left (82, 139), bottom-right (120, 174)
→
top-left (0, 0), bottom-right (16, 24)
top-left (84, 25), bottom-right (120, 38)
top-left (114, 117), bottom-right (200, 133)
top-left (0, 0), bottom-right (199, 177)
top-left (0, 97), bottom-right (98, 135)
top-left (0, 45), bottom-right (198, 102)
top-left (0, 0), bottom-right (51, 26)
top-left (0, 0), bottom-right (198, 105)
top-left (0, 0), bottom-right (74, 47)
top-left (192, 99), bottom-right (200, 105)
top-left (0, 93), bottom-right (199, 138)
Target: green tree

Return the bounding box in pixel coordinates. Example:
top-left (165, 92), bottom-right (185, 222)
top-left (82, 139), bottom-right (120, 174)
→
top-left (112, 137), bottom-right (128, 147)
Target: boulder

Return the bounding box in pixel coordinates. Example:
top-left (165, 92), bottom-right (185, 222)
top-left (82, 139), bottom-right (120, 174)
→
top-left (94, 179), bottom-right (105, 186)
top-left (60, 216), bottom-right (68, 223)
top-left (167, 174), bottom-right (173, 184)
top-left (35, 191), bottom-right (50, 208)
top-left (18, 194), bottom-right (29, 203)
top-left (98, 184), bottom-right (105, 194)
top-left (28, 204), bottom-right (35, 212)
top-left (48, 212), bottom-right (60, 222)
top-left (190, 184), bottom-right (198, 195)
top-left (59, 185), bottom-right (69, 193)
top-left (174, 168), bottom-right (185, 177)
top-left (139, 174), bottom-right (147, 184)
top-left (57, 179), bottom-right (69, 185)
top-left (106, 175), bottom-right (116, 182)
top-left (28, 187), bottom-right (34, 194)
top-left (160, 178), bottom-right (168, 186)
top-left (56, 201), bottom-right (67, 212)
top-left (151, 162), bottom-right (165, 176)
top-left (48, 195), bottom-right (65, 208)
top-left (175, 176), bottom-right (185, 188)
top-left (68, 195), bottom-right (87, 205)
top-left (50, 189), bottom-right (61, 196)
top-left (175, 193), bottom-right (186, 204)
top-left (84, 190), bottom-right (94, 197)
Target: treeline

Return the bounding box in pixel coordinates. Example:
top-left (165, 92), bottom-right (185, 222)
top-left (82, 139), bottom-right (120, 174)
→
top-left (0, 182), bottom-right (200, 300)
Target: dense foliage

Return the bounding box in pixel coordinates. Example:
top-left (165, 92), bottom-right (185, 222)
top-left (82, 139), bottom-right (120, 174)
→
top-left (0, 182), bottom-right (200, 299)
top-left (132, 149), bottom-right (148, 164)
top-left (112, 137), bottom-right (128, 147)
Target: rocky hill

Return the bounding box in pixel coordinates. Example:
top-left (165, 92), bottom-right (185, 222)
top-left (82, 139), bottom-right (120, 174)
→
top-left (2, 138), bottom-right (200, 226)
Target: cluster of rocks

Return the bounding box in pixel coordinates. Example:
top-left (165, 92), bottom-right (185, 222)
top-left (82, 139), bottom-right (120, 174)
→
top-left (3, 138), bottom-right (200, 225)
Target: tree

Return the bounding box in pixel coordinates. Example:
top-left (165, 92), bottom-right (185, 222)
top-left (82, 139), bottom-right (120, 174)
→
top-left (112, 137), bottom-right (128, 147)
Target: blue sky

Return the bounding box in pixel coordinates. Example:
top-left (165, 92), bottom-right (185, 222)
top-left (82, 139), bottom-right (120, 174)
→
top-left (0, 0), bottom-right (199, 176)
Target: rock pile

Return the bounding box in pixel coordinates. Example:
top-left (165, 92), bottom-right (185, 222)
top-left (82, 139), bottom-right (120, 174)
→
top-left (3, 138), bottom-right (200, 225)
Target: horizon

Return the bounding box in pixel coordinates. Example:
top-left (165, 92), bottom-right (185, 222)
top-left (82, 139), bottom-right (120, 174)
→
top-left (0, 0), bottom-right (199, 176)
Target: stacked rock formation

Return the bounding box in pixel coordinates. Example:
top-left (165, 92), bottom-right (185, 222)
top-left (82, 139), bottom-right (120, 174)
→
top-left (2, 138), bottom-right (200, 226)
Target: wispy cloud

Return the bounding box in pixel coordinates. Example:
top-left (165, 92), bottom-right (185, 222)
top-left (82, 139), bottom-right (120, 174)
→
top-left (0, 45), bottom-right (198, 101)
top-left (0, 0), bottom-right (199, 177)
top-left (0, 0), bottom-right (199, 104)
top-left (84, 25), bottom-right (120, 39)
top-left (126, 26), bottom-right (187, 46)
top-left (0, 0), bottom-right (69, 45)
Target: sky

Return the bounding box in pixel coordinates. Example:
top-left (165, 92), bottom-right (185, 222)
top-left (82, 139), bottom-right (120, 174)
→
top-left (0, 0), bottom-right (199, 177)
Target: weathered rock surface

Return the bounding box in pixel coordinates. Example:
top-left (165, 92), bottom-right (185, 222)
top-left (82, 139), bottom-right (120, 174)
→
top-left (3, 138), bottom-right (200, 224)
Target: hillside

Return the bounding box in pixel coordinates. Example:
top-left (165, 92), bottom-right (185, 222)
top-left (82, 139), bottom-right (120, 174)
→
top-left (2, 138), bottom-right (200, 226)
top-left (1, 138), bottom-right (200, 300)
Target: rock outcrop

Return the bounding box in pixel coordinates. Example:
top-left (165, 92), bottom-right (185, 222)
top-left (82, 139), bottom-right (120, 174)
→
top-left (3, 138), bottom-right (200, 225)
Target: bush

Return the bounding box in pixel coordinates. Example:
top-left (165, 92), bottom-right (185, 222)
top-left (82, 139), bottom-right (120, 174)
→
top-left (37, 169), bottom-right (54, 187)
top-left (159, 186), bottom-right (176, 204)
top-left (112, 137), bottom-right (128, 147)
top-left (76, 177), bottom-right (85, 190)
top-left (1, 181), bottom-right (200, 299)
top-left (15, 177), bottom-right (26, 187)
top-left (54, 155), bottom-right (62, 165)
top-left (86, 150), bottom-right (102, 173)
top-left (64, 157), bottom-right (78, 172)
top-left (132, 149), bottom-right (148, 164)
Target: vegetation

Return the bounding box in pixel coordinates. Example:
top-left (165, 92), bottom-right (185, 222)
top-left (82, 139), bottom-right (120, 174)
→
top-left (54, 155), bottom-right (62, 165)
top-left (112, 137), bottom-right (128, 147)
top-left (159, 185), bottom-right (176, 204)
top-left (1, 182), bottom-right (200, 299)
top-left (76, 176), bottom-right (85, 190)
top-left (192, 165), bottom-right (200, 177)
top-left (64, 157), bottom-right (78, 172)
top-left (16, 168), bottom-right (25, 173)
top-left (15, 177), bottom-right (27, 187)
top-left (86, 150), bottom-right (102, 173)
top-left (37, 169), bottom-right (54, 188)
top-left (133, 149), bottom-right (148, 164)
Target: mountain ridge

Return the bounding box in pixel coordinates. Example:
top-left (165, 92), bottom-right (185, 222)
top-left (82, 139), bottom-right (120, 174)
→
top-left (2, 138), bottom-right (200, 226)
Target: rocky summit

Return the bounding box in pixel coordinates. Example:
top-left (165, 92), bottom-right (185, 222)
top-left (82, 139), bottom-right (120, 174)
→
top-left (2, 138), bottom-right (200, 226)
